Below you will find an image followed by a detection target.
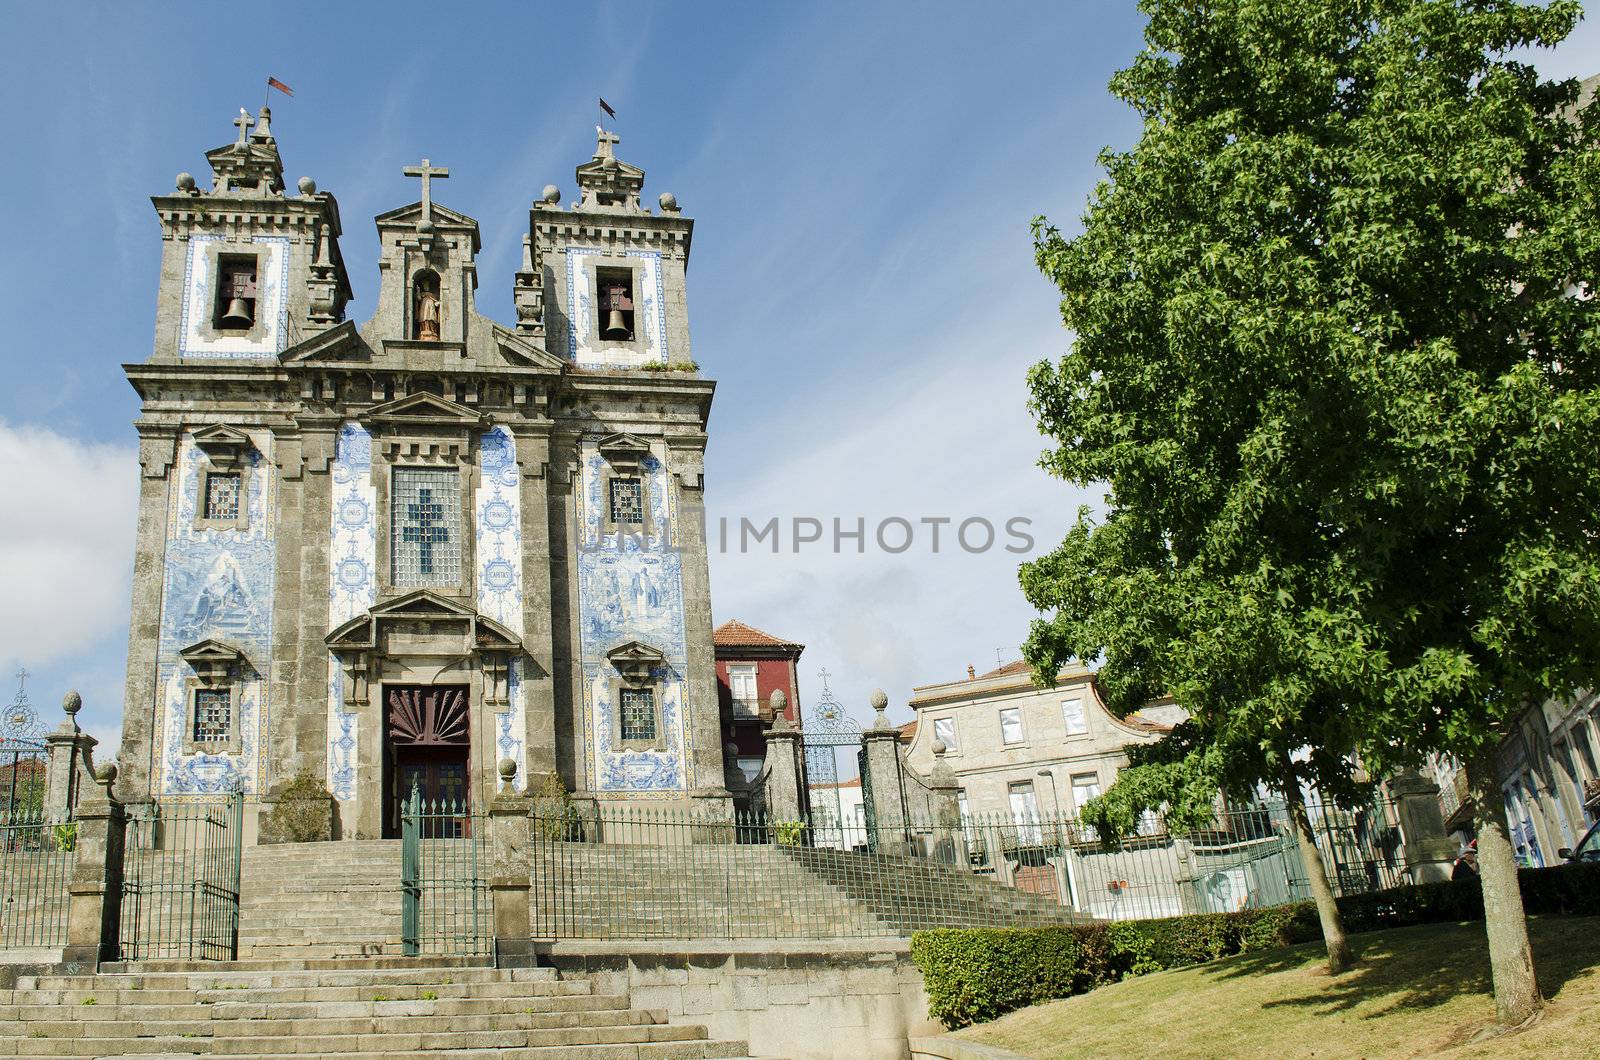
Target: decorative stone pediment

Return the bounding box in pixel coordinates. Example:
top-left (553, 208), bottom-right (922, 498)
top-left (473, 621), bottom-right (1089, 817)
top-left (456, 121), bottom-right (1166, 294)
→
top-left (366, 392), bottom-right (484, 429)
top-left (191, 424), bottom-right (253, 469)
top-left (492, 323), bottom-right (567, 372)
top-left (607, 640), bottom-right (666, 682)
top-left (325, 591), bottom-right (524, 706)
top-left (597, 432), bottom-right (653, 472)
top-left (362, 393), bottom-right (484, 464)
top-left (279, 319), bottom-right (365, 364)
top-left (375, 201), bottom-right (482, 252)
top-left (178, 638), bottom-right (249, 686)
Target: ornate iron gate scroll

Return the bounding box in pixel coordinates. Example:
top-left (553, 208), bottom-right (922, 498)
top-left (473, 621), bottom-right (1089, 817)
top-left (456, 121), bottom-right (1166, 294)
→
top-left (801, 670), bottom-right (863, 850)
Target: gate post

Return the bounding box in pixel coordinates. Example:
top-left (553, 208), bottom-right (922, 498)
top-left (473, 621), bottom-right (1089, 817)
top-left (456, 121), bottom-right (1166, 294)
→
top-left (43, 691), bottom-right (98, 821)
top-left (489, 759), bottom-right (534, 967)
top-left (64, 764), bottom-right (125, 966)
top-left (928, 742), bottom-right (966, 868)
top-left (1387, 770), bottom-right (1457, 884)
top-left (860, 690), bottom-right (910, 855)
top-left (763, 708), bottom-right (805, 824)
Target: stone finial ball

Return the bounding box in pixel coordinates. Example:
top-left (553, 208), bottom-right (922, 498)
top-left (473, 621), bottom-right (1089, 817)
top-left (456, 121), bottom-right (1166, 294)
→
top-left (97, 763), bottom-right (118, 784)
top-left (497, 758), bottom-right (518, 780)
top-left (62, 690), bottom-right (82, 717)
top-left (870, 689), bottom-right (888, 711)
top-left (416, 218), bottom-right (435, 236)
top-left (658, 191), bottom-right (678, 211)
top-left (541, 184), bottom-right (561, 204)
top-left (724, 741), bottom-right (739, 758)
top-left (297, 176), bottom-right (317, 195)
top-left (769, 689), bottom-right (788, 711)
top-left (932, 739), bottom-right (947, 756)
top-left (176, 172), bottom-right (196, 192)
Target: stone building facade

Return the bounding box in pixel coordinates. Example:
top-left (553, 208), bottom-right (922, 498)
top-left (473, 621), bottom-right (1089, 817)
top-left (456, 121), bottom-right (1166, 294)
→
top-left (117, 108), bottom-right (727, 837)
top-left (900, 661), bottom-right (1185, 822)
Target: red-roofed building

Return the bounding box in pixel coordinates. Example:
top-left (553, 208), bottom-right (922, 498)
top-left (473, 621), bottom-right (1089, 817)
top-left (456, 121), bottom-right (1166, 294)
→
top-left (713, 620), bottom-right (804, 802)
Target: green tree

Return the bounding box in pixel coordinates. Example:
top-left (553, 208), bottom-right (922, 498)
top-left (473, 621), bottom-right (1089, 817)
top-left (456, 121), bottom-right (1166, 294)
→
top-left (1022, 0), bottom-right (1599, 1027)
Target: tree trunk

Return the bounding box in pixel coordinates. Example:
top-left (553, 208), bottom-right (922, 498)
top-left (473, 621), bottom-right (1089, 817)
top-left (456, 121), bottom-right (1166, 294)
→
top-left (1281, 773), bottom-right (1355, 974)
top-left (1467, 745), bottom-right (1542, 1027)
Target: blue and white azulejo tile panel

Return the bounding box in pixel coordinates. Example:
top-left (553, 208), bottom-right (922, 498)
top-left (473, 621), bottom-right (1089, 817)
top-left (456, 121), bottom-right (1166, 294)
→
top-left (178, 235), bottom-right (291, 359)
top-left (154, 431), bottom-right (275, 796)
top-left (476, 426), bottom-right (526, 781)
top-left (564, 248), bottom-right (667, 368)
top-left (574, 437), bottom-right (693, 795)
top-left (326, 422), bottom-right (376, 803)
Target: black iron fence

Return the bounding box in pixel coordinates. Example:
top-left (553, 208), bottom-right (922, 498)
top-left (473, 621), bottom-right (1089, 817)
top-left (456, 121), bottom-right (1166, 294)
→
top-left (400, 788), bottom-right (490, 957)
top-left (0, 807), bottom-right (74, 949)
top-left (118, 792), bottom-right (244, 961)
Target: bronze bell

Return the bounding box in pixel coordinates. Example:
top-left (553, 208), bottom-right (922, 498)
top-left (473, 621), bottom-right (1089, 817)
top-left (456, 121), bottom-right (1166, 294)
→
top-left (220, 297), bottom-right (254, 329)
top-left (603, 307), bottom-right (631, 340)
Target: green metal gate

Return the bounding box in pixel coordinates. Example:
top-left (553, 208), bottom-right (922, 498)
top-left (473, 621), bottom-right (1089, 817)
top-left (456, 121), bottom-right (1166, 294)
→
top-left (119, 791), bottom-right (243, 961)
top-left (400, 785), bottom-right (489, 956)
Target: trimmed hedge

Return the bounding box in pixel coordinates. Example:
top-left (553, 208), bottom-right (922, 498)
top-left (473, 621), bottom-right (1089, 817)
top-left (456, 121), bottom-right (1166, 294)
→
top-left (911, 862), bottom-right (1600, 1030)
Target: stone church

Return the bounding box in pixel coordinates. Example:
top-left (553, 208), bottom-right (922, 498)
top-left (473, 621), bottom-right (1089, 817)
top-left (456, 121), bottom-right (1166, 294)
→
top-left (117, 106), bottom-right (726, 838)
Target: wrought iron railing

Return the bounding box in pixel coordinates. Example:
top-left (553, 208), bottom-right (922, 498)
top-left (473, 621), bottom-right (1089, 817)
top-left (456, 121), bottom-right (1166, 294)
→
top-left (0, 808), bottom-right (74, 949)
top-left (119, 792), bottom-right (243, 961)
top-left (523, 796), bottom-right (1404, 940)
top-left (400, 788), bottom-right (489, 956)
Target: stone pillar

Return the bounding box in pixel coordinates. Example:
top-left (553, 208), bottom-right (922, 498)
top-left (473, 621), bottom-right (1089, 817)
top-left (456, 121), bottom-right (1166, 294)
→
top-left (116, 428), bottom-right (176, 804)
top-left (64, 765), bottom-right (125, 967)
top-left (928, 741), bottom-right (966, 868)
top-left (44, 691), bottom-right (98, 822)
top-left (1388, 770), bottom-right (1458, 884)
top-left (763, 707), bottom-right (805, 823)
top-left (860, 690), bottom-right (909, 855)
top-left (489, 759), bottom-right (534, 966)
top-left (516, 428), bottom-right (559, 789)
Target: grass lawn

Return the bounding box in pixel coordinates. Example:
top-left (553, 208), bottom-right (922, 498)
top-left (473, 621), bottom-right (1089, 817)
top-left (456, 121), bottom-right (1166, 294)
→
top-left (952, 915), bottom-right (1600, 1059)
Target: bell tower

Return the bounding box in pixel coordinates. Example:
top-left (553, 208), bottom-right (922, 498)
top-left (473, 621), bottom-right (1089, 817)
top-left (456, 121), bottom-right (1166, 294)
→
top-left (147, 106), bottom-right (351, 363)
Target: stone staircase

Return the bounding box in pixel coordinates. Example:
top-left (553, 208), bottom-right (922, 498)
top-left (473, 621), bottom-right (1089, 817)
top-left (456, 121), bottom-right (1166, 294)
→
top-left (236, 842), bottom-right (405, 959)
top-left (0, 961), bottom-right (756, 1057)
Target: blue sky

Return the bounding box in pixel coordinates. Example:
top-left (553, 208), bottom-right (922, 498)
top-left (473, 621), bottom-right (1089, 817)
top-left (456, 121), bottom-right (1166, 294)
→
top-left (1, 2), bottom-right (1596, 748)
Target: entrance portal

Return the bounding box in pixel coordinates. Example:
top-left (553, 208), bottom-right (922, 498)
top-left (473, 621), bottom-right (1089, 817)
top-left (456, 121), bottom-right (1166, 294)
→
top-left (384, 684), bottom-right (470, 837)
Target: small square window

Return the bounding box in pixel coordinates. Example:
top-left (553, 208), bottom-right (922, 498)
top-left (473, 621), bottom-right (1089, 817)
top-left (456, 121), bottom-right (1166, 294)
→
top-left (609, 478), bottom-right (644, 525)
top-left (193, 689), bottom-right (231, 744)
top-left (204, 472), bottom-right (242, 522)
top-left (1071, 773), bottom-right (1102, 811)
top-left (620, 687), bottom-right (656, 742)
top-left (999, 707), bottom-right (1024, 745)
top-left (1062, 697), bottom-right (1087, 736)
top-left (933, 717), bottom-right (958, 751)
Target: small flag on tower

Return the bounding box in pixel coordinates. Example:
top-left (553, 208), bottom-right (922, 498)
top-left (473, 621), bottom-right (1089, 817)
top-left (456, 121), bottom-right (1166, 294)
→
top-left (267, 77), bottom-right (294, 97)
top-left (598, 97), bottom-right (616, 119)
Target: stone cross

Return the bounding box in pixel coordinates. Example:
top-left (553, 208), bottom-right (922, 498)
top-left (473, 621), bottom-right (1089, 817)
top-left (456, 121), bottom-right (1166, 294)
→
top-left (594, 126), bottom-right (620, 160)
top-left (233, 108), bottom-right (254, 145)
top-left (402, 158), bottom-right (449, 222)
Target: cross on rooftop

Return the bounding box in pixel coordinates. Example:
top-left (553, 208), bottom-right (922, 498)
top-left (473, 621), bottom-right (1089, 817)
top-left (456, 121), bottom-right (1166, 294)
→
top-left (233, 108), bottom-right (254, 145)
top-left (402, 158), bottom-right (450, 222)
top-left (594, 127), bottom-right (620, 159)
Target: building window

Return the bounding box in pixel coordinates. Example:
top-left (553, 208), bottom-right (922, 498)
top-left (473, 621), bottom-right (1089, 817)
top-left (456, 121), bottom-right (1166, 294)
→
top-left (728, 665), bottom-right (758, 716)
top-left (204, 472), bottom-right (242, 522)
top-left (1008, 781), bottom-right (1041, 844)
top-left (1070, 772), bottom-right (1102, 813)
top-left (620, 687), bottom-right (657, 742)
top-left (957, 792), bottom-right (970, 824)
top-left (392, 467), bottom-right (462, 587)
top-left (735, 757), bottom-right (763, 785)
top-left (933, 716), bottom-right (958, 751)
top-left (193, 688), bottom-right (231, 745)
top-left (596, 267), bottom-right (635, 340)
top-left (1061, 697), bottom-right (1087, 736)
top-left (214, 255), bottom-right (258, 330)
top-left (999, 707), bottom-right (1024, 746)
top-left (609, 477), bottom-right (644, 525)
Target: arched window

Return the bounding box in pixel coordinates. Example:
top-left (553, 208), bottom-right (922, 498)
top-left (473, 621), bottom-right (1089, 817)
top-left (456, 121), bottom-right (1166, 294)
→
top-left (412, 269), bottom-right (441, 341)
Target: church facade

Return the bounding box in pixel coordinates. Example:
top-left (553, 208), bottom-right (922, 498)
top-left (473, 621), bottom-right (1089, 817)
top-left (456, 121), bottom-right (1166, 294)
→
top-left (117, 107), bottom-right (727, 838)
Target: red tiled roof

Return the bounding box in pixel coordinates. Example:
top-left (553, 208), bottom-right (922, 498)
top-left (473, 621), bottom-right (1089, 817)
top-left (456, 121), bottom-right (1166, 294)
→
top-left (810, 776), bottom-right (862, 790)
top-left (712, 620), bottom-right (804, 650)
top-left (978, 660), bottom-right (1032, 679)
top-left (897, 720), bottom-right (918, 741)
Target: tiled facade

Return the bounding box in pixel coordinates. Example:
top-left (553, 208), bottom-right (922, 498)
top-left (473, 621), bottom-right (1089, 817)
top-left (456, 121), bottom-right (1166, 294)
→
top-left (118, 112), bottom-right (727, 835)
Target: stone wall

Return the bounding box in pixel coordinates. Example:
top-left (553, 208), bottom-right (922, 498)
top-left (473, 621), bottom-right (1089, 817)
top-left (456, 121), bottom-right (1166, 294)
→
top-left (537, 939), bottom-right (941, 1060)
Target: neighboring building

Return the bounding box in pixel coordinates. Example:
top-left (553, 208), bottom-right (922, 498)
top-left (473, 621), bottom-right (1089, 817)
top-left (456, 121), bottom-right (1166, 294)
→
top-left (116, 109), bottom-right (728, 837)
top-left (806, 776), bottom-right (867, 850)
top-left (712, 620), bottom-right (803, 795)
top-left (901, 660), bottom-right (1182, 823)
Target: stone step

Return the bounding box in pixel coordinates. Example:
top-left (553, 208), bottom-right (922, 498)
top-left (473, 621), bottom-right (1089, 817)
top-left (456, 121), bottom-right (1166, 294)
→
top-left (32, 965), bottom-right (552, 991)
top-left (203, 992), bottom-right (632, 1020)
top-left (94, 1047), bottom-right (754, 1060)
top-left (178, 1021), bottom-right (712, 1054)
top-left (194, 979), bottom-right (596, 1004)
top-left (0, 1007), bottom-right (667, 1039)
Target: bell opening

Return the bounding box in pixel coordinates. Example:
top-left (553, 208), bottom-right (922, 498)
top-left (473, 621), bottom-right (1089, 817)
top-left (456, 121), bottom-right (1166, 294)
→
top-left (214, 255), bottom-right (259, 331)
top-left (596, 267), bottom-right (635, 341)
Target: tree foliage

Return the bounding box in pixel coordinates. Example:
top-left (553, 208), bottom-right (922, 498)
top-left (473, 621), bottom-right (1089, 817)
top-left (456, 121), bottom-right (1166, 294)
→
top-left (1022, 0), bottom-right (1600, 788)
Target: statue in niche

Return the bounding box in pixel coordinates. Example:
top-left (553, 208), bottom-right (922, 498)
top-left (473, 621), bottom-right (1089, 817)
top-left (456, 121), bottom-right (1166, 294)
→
top-left (413, 270), bottom-right (441, 341)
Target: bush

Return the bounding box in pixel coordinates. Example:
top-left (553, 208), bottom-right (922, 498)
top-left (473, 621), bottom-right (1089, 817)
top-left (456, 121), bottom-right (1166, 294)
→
top-left (911, 865), bottom-right (1600, 1030)
top-left (912, 905), bottom-right (1319, 1029)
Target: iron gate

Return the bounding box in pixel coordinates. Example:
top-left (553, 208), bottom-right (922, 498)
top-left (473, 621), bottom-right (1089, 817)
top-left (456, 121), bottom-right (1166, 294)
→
top-left (400, 783), bottom-right (490, 956)
top-left (119, 790), bottom-right (243, 961)
top-left (802, 671), bottom-right (866, 850)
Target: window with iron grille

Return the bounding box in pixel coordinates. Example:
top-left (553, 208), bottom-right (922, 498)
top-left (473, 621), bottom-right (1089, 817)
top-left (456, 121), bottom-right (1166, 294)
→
top-left (619, 687), bottom-right (656, 742)
top-left (609, 477), bottom-right (644, 525)
top-left (193, 689), bottom-right (231, 744)
top-left (392, 467), bottom-right (462, 587)
top-left (204, 472), bottom-right (242, 522)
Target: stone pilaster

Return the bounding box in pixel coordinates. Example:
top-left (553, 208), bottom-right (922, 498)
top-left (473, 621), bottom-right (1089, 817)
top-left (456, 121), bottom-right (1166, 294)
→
top-left (268, 427), bottom-right (306, 785)
top-left (762, 716), bottom-right (805, 823)
top-left (516, 428), bottom-right (558, 786)
top-left (295, 422), bottom-right (338, 824)
top-left (674, 445), bottom-right (728, 808)
top-left (64, 766), bottom-right (125, 967)
top-left (116, 428), bottom-right (175, 803)
top-left (1388, 770), bottom-right (1457, 884)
